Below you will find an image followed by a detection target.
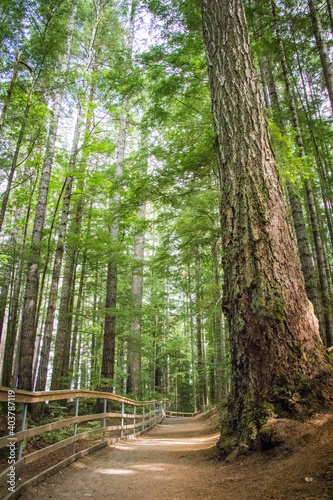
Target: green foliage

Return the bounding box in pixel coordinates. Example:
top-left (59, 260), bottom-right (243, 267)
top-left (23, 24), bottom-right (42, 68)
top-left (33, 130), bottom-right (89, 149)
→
top-left (269, 121), bottom-right (313, 184)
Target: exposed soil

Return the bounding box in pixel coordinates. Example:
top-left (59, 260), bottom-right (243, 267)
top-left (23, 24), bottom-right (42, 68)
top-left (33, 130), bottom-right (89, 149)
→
top-left (17, 412), bottom-right (333, 500)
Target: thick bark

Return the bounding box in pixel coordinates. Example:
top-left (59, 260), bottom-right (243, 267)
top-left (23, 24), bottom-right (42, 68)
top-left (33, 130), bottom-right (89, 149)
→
top-left (308, 0), bottom-right (333, 114)
top-left (202, 0), bottom-right (332, 450)
top-left (127, 204), bottom-right (146, 396)
top-left (17, 7), bottom-right (77, 391)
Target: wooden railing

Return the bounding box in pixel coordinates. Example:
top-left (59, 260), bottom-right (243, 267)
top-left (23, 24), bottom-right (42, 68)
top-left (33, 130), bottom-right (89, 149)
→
top-left (0, 386), bottom-right (164, 500)
top-left (165, 410), bottom-right (197, 417)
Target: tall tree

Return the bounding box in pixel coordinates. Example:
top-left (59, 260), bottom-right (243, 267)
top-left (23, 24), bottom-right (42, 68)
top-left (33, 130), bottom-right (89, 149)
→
top-left (202, 0), bottom-right (333, 451)
top-left (308, 0), bottom-right (333, 114)
top-left (17, 5), bottom-right (78, 390)
top-left (100, 0), bottom-right (137, 393)
top-left (127, 203), bottom-right (146, 395)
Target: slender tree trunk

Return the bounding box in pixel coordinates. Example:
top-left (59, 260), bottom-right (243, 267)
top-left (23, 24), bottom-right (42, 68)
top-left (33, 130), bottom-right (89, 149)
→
top-left (100, 110), bottom-right (128, 394)
top-left (202, 0), bottom-right (332, 451)
top-left (17, 7), bottom-right (77, 391)
top-left (90, 264), bottom-right (99, 387)
top-left (212, 240), bottom-right (224, 402)
top-left (263, 57), bottom-right (282, 124)
top-left (50, 247), bottom-right (77, 390)
top-left (308, 0), bottom-right (333, 113)
top-left (305, 183), bottom-right (333, 346)
top-left (0, 52), bottom-right (23, 133)
top-left (0, 80), bottom-right (35, 234)
top-left (0, 207), bottom-right (21, 338)
top-left (293, 44), bottom-right (333, 251)
top-left (262, 31), bottom-right (322, 327)
top-left (195, 259), bottom-right (207, 411)
top-left (271, 0), bottom-right (332, 343)
top-left (36, 104), bottom-right (83, 393)
top-left (101, 0), bottom-right (136, 394)
top-left (1, 208), bottom-right (22, 384)
top-left (127, 204), bottom-right (146, 396)
top-left (326, 0), bottom-right (333, 33)
top-left (287, 185), bottom-right (323, 323)
top-left (69, 208), bottom-right (91, 381)
top-left (2, 171), bottom-right (38, 387)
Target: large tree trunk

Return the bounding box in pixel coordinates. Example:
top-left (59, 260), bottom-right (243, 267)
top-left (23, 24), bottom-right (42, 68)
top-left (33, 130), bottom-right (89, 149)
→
top-left (202, 0), bottom-right (332, 452)
top-left (17, 7), bottom-right (77, 391)
top-left (308, 0), bottom-right (333, 114)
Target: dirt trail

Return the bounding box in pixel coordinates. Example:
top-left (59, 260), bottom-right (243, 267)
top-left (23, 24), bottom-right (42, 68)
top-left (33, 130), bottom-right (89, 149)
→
top-left (20, 413), bottom-right (333, 500)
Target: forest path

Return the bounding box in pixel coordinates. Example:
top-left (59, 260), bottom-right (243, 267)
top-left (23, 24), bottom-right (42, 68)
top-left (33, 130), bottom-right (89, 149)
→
top-left (20, 412), bottom-right (333, 500)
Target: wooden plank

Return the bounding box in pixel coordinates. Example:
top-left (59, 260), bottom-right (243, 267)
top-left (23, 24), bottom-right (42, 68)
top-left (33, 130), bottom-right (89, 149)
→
top-left (2, 441), bottom-right (107, 500)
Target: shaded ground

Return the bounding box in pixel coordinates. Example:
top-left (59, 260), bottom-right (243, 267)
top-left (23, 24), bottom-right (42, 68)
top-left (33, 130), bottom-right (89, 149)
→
top-left (19, 412), bottom-right (333, 500)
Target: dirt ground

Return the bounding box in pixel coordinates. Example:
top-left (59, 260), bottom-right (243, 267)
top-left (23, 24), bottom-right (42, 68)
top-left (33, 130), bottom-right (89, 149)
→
top-left (19, 412), bottom-right (333, 500)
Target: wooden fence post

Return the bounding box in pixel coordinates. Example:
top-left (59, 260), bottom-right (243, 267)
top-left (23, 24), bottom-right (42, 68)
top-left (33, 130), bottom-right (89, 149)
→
top-left (142, 406), bottom-right (145, 432)
top-left (103, 399), bottom-right (107, 441)
top-left (133, 405), bottom-right (136, 436)
top-left (121, 402), bottom-right (124, 438)
top-left (74, 398), bottom-right (80, 453)
top-left (17, 403), bottom-right (27, 461)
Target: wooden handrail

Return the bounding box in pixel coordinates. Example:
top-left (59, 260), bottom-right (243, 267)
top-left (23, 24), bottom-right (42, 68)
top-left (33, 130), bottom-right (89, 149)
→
top-left (0, 386), bottom-right (159, 406)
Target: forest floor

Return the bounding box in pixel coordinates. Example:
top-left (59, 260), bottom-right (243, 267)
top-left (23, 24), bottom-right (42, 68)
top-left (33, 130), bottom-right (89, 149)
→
top-left (18, 411), bottom-right (333, 500)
